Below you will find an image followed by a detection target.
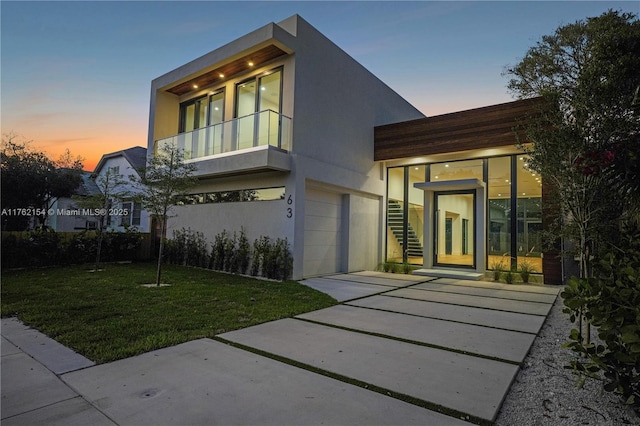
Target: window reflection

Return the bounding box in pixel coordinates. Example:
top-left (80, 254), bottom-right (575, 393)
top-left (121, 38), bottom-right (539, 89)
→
top-left (517, 156), bottom-right (542, 269)
top-left (179, 187), bottom-right (285, 205)
top-left (488, 157), bottom-right (511, 267)
top-left (430, 159), bottom-right (483, 182)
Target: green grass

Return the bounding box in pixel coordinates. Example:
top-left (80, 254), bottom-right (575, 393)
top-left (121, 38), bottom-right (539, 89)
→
top-left (1, 263), bottom-right (337, 363)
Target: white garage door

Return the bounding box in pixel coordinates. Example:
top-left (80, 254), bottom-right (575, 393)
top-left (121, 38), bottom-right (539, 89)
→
top-left (303, 188), bottom-right (342, 277)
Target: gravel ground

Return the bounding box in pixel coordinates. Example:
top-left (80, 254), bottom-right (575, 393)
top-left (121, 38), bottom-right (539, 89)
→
top-left (495, 296), bottom-right (639, 425)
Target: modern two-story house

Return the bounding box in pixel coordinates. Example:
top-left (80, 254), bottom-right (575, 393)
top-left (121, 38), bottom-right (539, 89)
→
top-left (148, 14), bottom-right (561, 283)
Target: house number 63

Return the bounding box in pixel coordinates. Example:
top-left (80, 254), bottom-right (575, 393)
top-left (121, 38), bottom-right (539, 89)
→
top-left (286, 195), bottom-right (293, 218)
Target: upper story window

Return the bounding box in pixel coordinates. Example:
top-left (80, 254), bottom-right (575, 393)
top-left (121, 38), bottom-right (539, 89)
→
top-left (235, 68), bottom-right (282, 118)
top-left (167, 67), bottom-right (288, 159)
top-left (179, 90), bottom-right (225, 134)
top-left (235, 68), bottom-right (282, 150)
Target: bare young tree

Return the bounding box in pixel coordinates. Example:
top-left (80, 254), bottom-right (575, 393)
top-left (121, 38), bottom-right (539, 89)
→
top-left (130, 142), bottom-right (197, 286)
top-left (75, 168), bottom-right (127, 271)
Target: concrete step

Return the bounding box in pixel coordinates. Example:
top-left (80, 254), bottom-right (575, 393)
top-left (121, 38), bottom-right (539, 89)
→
top-left (414, 268), bottom-right (483, 281)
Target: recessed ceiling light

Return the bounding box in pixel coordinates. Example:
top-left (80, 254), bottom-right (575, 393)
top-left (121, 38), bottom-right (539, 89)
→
top-left (192, 84), bottom-right (198, 89)
top-left (498, 193), bottom-right (502, 197)
top-left (434, 176), bottom-right (439, 179)
top-left (414, 167), bottom-right (419, 170)
top-left (219, 73), bottom-right (224, 78)
top-left (248, 61), bottom-right (254, 67)
top-left (444, 164), bottom-right (449, 168)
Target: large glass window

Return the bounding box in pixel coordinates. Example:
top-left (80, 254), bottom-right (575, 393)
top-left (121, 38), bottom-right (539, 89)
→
top-left (207, 91), bottom-right (225, 156)
top-left (384, 155), bottom-right (545, 274)
top-left (235, 69), bottom-right (282, 150)
top-left (179, 92), bottom-right (224, 159)
top-left (236, 80), bottom-right (256, 150)
top-left (408, 166), bottom-right (426, 264)
top-left (386, 167), bottom-right (405, 263)
top-left (487, 157), bottom-right (512, 268)
top-left (517, 156), bottom-right (542, 271)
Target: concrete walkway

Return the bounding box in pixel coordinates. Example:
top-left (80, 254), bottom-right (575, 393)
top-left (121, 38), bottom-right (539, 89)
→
top-left (2, 272), bottom-right (559, 425)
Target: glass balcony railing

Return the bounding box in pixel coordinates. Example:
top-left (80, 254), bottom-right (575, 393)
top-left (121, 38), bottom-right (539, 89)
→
top-left (155, 110), bottom-right (292, 161)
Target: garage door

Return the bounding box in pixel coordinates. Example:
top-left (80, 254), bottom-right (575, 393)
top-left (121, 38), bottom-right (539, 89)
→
top-left (303, 188), bottom-right (342, 277)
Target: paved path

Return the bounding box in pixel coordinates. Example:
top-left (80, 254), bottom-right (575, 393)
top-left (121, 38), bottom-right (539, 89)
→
top-left (2, 272), bottom-right (559, 425)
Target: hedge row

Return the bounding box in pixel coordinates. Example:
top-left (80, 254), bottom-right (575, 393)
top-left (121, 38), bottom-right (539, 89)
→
top-left (1, 229), bottom-right (144, 269)
top-left (164, 228), bottom-right (293, 281)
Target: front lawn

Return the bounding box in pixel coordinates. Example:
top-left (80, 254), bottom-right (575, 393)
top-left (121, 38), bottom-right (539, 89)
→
top-left (1, 263), bottom-right (336, 363)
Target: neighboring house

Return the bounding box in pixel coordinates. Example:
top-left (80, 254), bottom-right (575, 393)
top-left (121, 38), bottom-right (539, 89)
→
top-left (48, 171), bottom-right (101, 232)
top-left (148, 14), bottom-right (561, 283)
top-left (93, 147), bottom-right (150, 233)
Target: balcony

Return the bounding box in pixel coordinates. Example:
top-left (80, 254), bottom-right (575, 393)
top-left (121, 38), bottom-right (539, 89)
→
top-left (155, 110), bottom-right (292, 178)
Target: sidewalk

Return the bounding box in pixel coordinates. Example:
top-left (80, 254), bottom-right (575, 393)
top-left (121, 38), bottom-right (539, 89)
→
top-left (1, 318), bottom-right (114, 425)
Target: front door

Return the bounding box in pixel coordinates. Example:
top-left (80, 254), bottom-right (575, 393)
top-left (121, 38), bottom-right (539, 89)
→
top-left (434, 191), bottom-right (475, 268)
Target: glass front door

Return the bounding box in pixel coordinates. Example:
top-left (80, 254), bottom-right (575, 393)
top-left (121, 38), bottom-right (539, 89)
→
top-left (434, 191), bottom-right (475, 268)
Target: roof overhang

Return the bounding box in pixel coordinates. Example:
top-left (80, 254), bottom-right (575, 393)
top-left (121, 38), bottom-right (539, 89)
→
top-left (374, 97), bottom-right (543, 161)
top-left (165, 44), bottom-right (288, 96)
top-left (153, 21), bottom-right (296, 97)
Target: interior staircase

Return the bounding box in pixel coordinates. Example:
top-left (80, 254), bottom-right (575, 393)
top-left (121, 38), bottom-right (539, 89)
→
top-left (387, 199), bottom-right (423, 257)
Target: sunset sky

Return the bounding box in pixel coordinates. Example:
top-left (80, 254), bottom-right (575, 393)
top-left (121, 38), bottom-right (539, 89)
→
top-left (2, 1), bottom-right (636, 171)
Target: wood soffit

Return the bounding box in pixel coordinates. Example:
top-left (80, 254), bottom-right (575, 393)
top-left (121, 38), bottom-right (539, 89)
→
top-left (166, 45), bottom-right (288, 96)
top-left (374, 97), bottom-right (543, 161)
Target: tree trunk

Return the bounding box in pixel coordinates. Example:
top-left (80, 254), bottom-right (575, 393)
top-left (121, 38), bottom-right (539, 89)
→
top-left (95, 231), bottom-right (103, 271)
top-left (156, 218), bottom-right (165, 286)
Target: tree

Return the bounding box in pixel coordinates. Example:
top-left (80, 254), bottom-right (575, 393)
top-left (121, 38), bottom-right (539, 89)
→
top-left (1, 133), bottom-right (84, 230)
top-left (506, 9), bottom-right (640, 280)
top-left (74, 168), bottom-right (127, 271)
top-left (130, 142), bottom-right (197, 286)
top-left (506, 10), bottom-right (640, 408)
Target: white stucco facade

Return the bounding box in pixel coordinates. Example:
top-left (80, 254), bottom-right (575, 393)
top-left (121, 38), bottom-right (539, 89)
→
top-left (148, 15), bottom-right (424, 279)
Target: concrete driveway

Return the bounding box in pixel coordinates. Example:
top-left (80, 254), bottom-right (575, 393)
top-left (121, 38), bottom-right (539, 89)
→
top-left (2, 272), bottom-right (559, 425)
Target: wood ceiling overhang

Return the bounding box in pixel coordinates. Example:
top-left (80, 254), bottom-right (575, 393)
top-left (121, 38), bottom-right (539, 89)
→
top-left (374, 97), bottom-right (543, 161)
top-left (166, 44), bottom-right (288, 96)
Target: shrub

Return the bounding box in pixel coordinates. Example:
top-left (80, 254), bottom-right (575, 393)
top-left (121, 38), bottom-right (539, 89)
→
top-left (490, 258), bottom-right (506, 281)
top-left (272, 237), bottom-right (293, 280)
top-left (103, 229), bottom-right (143, 262)
top-left (164, 228), bottom-right (207, 267)
top-left (237, 227), bottom-right (251, 275)
top-left (211, 230), bottom-right (229, 271)
top-left (380, 261), bottom-right (400, 273)
top-left (503, 268), bottom-right (516, 284)
top-left (1, 228), bottom-right (143, 269)
top-left (251, 235), bottom-right (270, 277)
top-left (562, 222), bottom-right (640, 412)
top-left (518, 260), bottom-right (536, 283)
top-left (66, 231), bottom-right (97, 265)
